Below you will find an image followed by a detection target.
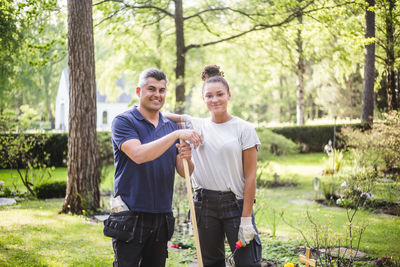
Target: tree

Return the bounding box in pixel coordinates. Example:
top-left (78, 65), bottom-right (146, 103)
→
top-left (296, 0), bottom-right (305, 125)
top-left (375, 0), bottom-right (399, 111)
top-left (61, 0), bottom-right (100, 214)
top-left (95, 0), bottom-right (314, 113)
top-left (361, 0), bottom-right (376, 123)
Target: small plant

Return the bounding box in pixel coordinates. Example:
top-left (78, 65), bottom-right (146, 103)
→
top-left (0, 181), bottom-right (13, 197)
top-left (281, 206), bottom-right (367, 267)
top-left (376, 256), bottom-right (394, 266)
top-left (322, 139), bottom-right (344, 175)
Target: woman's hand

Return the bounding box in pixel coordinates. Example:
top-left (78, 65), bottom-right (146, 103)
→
top-left (176, 141), bottom-right (192, 160)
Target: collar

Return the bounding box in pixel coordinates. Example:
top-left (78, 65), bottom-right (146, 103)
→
top-left (132, 105), bottom-right (168, 125)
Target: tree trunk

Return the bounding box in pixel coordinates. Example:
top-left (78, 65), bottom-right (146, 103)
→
top-left (361, 0), bottom-right (376, 122)
top-left (296, 3), bottom-right (305, 126)
top-left (174, 0), bottom-right (186, 114)
top-left (384, 0), bottom-right (397, 111)
top-left (61, 0), bottom-right (100, 214)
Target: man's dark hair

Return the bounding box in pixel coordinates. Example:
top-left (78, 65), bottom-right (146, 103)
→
top-left (138, 68), bottom-right (168, 88)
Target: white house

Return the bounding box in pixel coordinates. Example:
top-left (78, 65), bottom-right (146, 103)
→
top-left (55, 68), bottom-right (132, 131)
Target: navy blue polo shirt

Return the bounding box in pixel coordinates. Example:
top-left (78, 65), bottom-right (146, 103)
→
top-left (111, 106), bottom-right (179, 213)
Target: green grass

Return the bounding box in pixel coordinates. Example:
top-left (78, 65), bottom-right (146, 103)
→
top-left (0, 166), bottom-right (115, 194)
top-left (0, 153), bottom-right (399, 266)
top-left (255, 153), bottom-right (400, 263)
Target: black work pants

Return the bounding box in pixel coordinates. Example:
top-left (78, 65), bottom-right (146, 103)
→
top-left (194, 189), bottom-right (262, 267)
top-left (111, 212), bottom-right (175, 267)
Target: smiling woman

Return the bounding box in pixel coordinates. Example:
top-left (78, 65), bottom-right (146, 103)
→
top-left (165, 65), bottom-right (262, 266)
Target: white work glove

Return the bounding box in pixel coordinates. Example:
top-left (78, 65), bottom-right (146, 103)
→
top-left (238, 217), bottom-right (256, 247)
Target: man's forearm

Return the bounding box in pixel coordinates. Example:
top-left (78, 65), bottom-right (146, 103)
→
top-left (122, 131), bottom-right (179, 164)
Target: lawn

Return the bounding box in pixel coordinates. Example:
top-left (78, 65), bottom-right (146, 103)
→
top-left (0, 153), bottom-right (399, 266)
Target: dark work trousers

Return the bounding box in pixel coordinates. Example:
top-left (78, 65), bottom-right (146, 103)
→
top-left (194, 189), bottom-right (262, 267)
top-left (112, 212), bottom-right (174, 267)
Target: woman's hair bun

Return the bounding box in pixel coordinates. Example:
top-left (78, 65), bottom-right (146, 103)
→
top-left (201, 65), bottom-right (224, 81)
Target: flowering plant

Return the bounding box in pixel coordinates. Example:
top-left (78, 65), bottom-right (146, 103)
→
top-left (376, 256), bottom-right (394, 266)
top-left (284, 263), bottom-right (295, 267)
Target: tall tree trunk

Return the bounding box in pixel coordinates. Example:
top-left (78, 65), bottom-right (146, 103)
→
top-left (361, 0), bottom-right (376, 122)
top-left (174, 0), bottom-right (185, 114)
top-left (296, 3), bottom-right (305, 126)
top-left (384, 0), bottom-right (397, 111)
top-left (61, 0), bottom-right (100, 214)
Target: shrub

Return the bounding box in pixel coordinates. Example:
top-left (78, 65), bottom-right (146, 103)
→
top-left (340, 111), bottom-right (400, 179)
top-left (34, 181), bottom-right (66, 199)
top-left (97, 131), bottom-right (113, 183)
top-left (256, 128), bottom-right (298, 161)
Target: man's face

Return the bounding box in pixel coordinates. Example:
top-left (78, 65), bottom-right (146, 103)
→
top-left (137, 77), bottom-right (167, 112)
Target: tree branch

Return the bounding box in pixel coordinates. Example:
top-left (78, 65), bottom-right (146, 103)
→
top-left (184, 7), bottom-right (258, 21)
top-left (94, 0), bottom-right (174, 17)
top-left (185, 10), bottom-right (300, 52)
top-left (197, 15), bottom-right (221, 37)
top-left (95, 6), bottom-right (128, 26)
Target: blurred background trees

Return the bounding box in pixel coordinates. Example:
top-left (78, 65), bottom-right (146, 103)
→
top-left (1, 0), bottom-right (399, 127)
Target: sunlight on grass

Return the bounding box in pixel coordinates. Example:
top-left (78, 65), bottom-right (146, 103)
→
top-left (0, 200), bottom-right (113, 266)
top-left (1, 153), bottom-right (399, 265)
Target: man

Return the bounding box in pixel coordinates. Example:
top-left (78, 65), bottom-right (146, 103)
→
top-left (108, 68), bottom-right (202, 267)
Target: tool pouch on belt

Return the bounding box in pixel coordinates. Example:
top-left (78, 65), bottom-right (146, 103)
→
top-left (103, 211), bottom-right (139, 243)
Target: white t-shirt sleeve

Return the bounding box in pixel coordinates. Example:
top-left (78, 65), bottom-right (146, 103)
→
top-left (240, 121), bottom-right (261, 151)
top-left (181, 115), bottom-right (203, 131)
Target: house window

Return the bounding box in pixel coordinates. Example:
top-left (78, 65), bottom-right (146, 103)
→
top-left (102, 111), bottom-right (108, 124)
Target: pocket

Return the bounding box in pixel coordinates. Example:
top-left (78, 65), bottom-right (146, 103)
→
top-left (194, 200), bottom-right (202, 226)
top-left (103, 211), bottom-right (139, 243)
top-left (165, 214), bottom-right (175, 241)
top-left (252, 235), bottom-right (262, 263)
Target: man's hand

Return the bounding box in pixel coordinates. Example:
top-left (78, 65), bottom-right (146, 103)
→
top-left (176, 129), bottom-right (203, 149)
top-left (238, 217), bottom-right (256, 247)
top-left (176, 141), bottom-right (192, 161)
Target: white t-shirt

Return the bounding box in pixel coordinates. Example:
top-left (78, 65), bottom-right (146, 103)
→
top-left (182, 115), bottom-right (261, 199)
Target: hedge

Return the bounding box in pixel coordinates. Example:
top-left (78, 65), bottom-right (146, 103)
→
top-left (267, 123), bottom-right (363, 153)
top-left (34, 181), bottom-right (67, 199)
top-left (0, 123), bottom-right (363, 168)
top-left (0, 131), bottom-right (112, 168)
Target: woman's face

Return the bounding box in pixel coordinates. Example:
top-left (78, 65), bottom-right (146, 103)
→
top-left (203, 82), bottom-right (231, 115)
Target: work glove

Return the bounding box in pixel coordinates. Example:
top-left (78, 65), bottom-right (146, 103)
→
top-left (238, 217), bottom-right (256, 247)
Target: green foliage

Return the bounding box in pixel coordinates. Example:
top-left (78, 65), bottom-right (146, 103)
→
top-left (269, 123), bottom-right (363, 153)
top-left (321, 149), bottom-right (344, 175)
top-left (0, 108), bottom-right (54, 195)
top-left (97, 131), bottom-right (113, 183)
top-left (340, 111), bottom-right (400, 177)
top-left (0, 181), bottom-right (13, 197)
top-left (0, 131), bottom-right (114, 169)
top-left (256, 128), bottom-right (299, 160)
top-left (33, 180), bottom-right (66, 199)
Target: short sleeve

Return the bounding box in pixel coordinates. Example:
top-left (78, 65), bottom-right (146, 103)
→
top-left (240, 122), bottom-right (261, 151)
top-left (181, 115), bottom-right (204, 131)
top-left (111, 115), bottom-right (139, 150)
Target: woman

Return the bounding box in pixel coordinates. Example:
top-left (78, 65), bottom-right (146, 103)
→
top-left (167, 65), bottom-right (262, 267)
